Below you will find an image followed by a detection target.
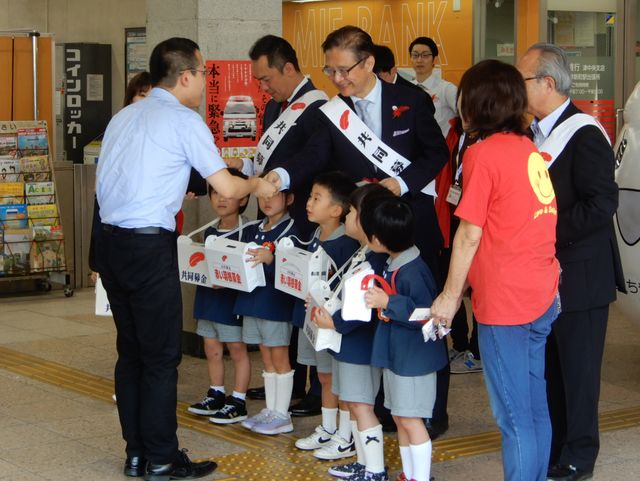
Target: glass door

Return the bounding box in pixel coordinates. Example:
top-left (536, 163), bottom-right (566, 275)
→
top-left (547, 1), bottom-right (618, 142)
top-left (474, 0), bottom-right (516, 64)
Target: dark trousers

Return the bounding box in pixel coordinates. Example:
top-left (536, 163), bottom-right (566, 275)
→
top-left (97, 227), bottom-right (181, 464)
top-left (545, 306), bottom-right (609, 472)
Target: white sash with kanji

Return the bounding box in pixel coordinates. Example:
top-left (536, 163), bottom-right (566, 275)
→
top-left (539, 113), bottom-right (610, 168)
top-left (320, 96), bottom-right (436, 196)
top-left (253, 89), bottom-right (328, 175)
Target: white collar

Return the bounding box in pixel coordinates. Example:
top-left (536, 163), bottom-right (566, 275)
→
top-left (287, 77), bottom-right (309, 103)
top-left (350, 76), bottom-right (382, 105)
top-left (536, 98), bottom-right (571, 138)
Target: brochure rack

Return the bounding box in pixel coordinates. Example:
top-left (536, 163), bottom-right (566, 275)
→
top-left (0, 120), bottom-right (73, 296)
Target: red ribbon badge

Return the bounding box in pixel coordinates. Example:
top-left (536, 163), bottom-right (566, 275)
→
top-left (392, 105), bottom-right (410, 118)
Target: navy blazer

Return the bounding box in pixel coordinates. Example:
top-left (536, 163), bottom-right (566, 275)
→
top-left (193, 225), bottom-right (241, 325)
top-left (370, 250), bottom-right (447, 376)
top-left (233, 217), bottom-right (300, 322)
top-left (261, 79), bottom-right (326, 238)
top-left (330, 250), bottom-right (388, 365)
top-left (282, 80), bottom-right (449, 279)
top-left (548, 102), bottom-right (625, 312)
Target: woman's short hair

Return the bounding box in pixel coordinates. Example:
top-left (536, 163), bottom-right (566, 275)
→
top-left (458, 59), bottom-right (528, 139)
top-left (321, 25), bottom-right (375, 61)
top-left (123, 71), bottom-right (152, 107)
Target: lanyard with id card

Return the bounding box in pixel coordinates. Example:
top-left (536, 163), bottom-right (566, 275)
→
top-left (446, 134), bottom-right (465, 206)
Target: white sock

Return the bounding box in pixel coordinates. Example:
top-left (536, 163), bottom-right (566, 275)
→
top-left (321, 407), bottom-right (338, 434)
top-left (274, 370), bottom-right (294, 416)
top-left (232, 391), bottom-right (246, 401)
top-left (262, 371), bottom-right (277, 412)
top-left (400, 445), bottom-right (413, 480)
top-left (410, 440), bottom-right (432, 481)
top-left (359, 424), bottom-right (384, 474)
top-left (351, 421), bottom-right (365, 465)
top-left (338, 409), bottom-right (351, 440)
top-left (210, 385), bottom-right (225, 394)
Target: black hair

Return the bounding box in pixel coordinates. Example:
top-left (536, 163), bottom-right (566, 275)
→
top-left (312, 171), bottom-right (357, 222)
top-left (373, 44), bottom-right (396, 74)
top-left (208, 168), bottom-right (249, 214)
top-left (149, 37), bottom-right (201, 88)
top-left (409, 37), bottom-right (438, 57)
top-left (249, 35), bottom-right (300, 72)
top-left (321, 25), bottom-right (375, 61)
top-left (360, 196), bottom-right (414, 253)
top-left (349, 183), bottom-right (394, 211)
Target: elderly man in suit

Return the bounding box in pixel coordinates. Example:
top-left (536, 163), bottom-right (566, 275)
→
top-left (517, 43), bottom-right (625, 481)
top-left (267, 26), bottom-right (448, 283)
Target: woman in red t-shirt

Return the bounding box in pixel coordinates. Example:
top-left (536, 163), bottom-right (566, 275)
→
top-left (430, 60), bottom-right (561, 481)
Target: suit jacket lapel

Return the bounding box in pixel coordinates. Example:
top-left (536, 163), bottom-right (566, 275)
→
top-left (550, 101), bottom-right (580, 133)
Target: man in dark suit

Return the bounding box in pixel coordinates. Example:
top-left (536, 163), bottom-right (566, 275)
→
top-left (233, 35), bottom-right (327, 415)
top-left (267, 26), bottom-right (448, 284)
top-left (518, 43), bottom-right (626, 481)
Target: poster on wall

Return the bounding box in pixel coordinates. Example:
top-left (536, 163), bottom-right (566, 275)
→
top-left (205, 60), bottom-right (270, 161)
top-left (125, 27), bottom-right (147, 87)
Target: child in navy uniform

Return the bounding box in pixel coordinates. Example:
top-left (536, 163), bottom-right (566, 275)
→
top-left (234, 188), bottom-right (299, 435)
top-left (361, 197), bottom-right (448, 481)
top-left (313, 184), bottom-right (394, 480)
top-left (293, 172), bottom-right (360, 461)
top-left (188, 169), bottom-right (252, 424)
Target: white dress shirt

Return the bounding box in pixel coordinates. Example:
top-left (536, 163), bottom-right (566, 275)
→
top-left (531, 98), bottom-right (571, 147)
top-left (97, 88), bottom-right (226, 230)
top-left (413, 73), bottom-right (458, 137)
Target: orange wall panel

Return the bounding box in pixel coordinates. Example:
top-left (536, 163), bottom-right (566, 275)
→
top-left (0, 38), bottom-right (14, 120)
top-left (283, 0), bottom-right (473, 96)
top-left (517, 0), bottom-right (541, 57)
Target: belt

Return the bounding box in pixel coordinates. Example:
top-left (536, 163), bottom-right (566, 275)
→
top-left (102, 224), bottom-right (162, 235)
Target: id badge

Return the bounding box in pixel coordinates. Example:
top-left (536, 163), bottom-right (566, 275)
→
top-left (446, 185), bottom-right (462, 205)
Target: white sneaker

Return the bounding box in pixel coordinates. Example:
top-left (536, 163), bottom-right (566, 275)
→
top-left (240, 408), bottom-right (272, 430)
top-left (252, 411), bottom-right (294, 435)
top-left (295, 425), bottom-right (335, 451)
top-left (450, 350), bottom-right (483, 374)
top-left (313, 433), bottom-right (355, 460)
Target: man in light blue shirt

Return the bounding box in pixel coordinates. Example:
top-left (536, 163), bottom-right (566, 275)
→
top-left (95, 37), bottom-right (274, 481)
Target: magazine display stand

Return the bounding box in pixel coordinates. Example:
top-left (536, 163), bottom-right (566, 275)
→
top-left (0, 120), bottom-right (72, 296)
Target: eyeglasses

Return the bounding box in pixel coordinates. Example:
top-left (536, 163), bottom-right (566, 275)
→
top-left (322, 58), bottom-right (365, 79)
top-left (181, 67), bottom-right (207, 76)
top-left (410, 52), bottom-right (433, 60)
top-left (524, 76), bottom-right (543, 81)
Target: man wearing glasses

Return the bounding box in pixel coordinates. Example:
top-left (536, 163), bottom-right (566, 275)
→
top-left (409, 37), bottom-right (458, 138)
top-left (267, 26), bottom-right (448, 285)
top-left (517, 43), bottom-right (625, 481)
top-left (96, 37), bottom-right (275, 481)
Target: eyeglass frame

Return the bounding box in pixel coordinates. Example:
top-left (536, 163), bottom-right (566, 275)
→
top-left (410, 52), bottom-right (434, 60)
top-left (180, 67), bottom-right (207, 76)
top-left (524, 76), bottom-right (544, 81)
top-left (322, 58), bottom-right (365, 79)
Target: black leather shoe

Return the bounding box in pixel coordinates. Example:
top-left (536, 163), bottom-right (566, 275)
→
top-left (124, 455), bottom-right (146, 477)
top-left (425, 416), bottom-right (449, 441)
top-left (289, 394), bottom-right (321, 417)
top-left (547, 464), bottom-right (593, 481)
top-left (246, 386), bottom-right (266, 400)
top-left (144, 449), bottom-right (217, 481)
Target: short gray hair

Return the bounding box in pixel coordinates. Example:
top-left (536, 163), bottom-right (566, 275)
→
top-left (527, 42), bottom-right (572, 96)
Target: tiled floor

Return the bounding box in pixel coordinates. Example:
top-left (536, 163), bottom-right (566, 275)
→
top-left (0, 288), bottom-right (638, 480)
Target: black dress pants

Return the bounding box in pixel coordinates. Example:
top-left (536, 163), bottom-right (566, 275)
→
top-left (97, 227), bottom-right (182, 464)
top-left (545, 306), bottom-right (609, 472)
